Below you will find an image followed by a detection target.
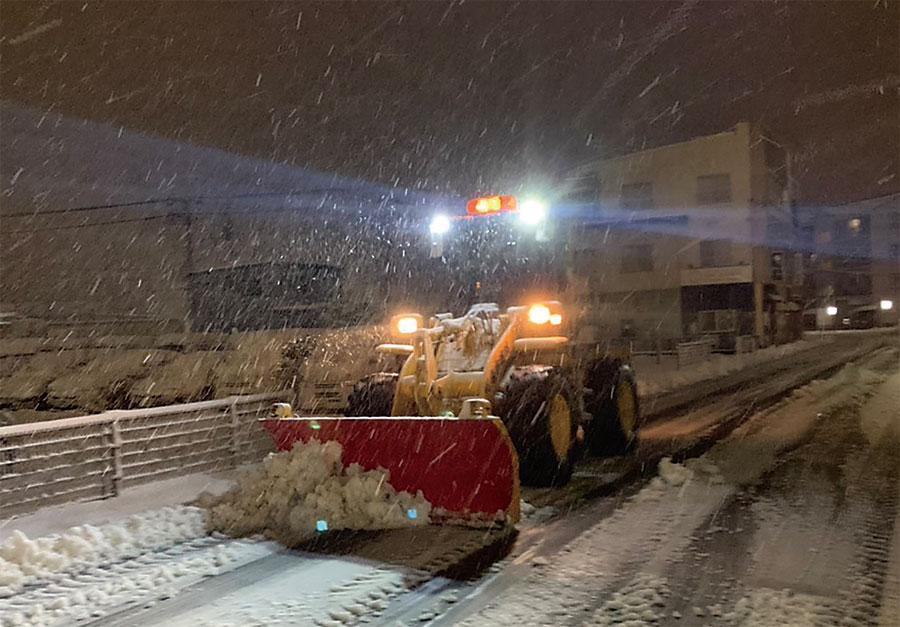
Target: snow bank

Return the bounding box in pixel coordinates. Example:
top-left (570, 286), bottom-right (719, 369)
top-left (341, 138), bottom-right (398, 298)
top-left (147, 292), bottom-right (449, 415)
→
top-left (206, 439), bottom-right (431, 545)
top-left (636, 339), bottom-right (823, 397)
top-left (519, 500), bottom-right (556, 524)
top-left (0, 506), bottom-right (204, 597)
top-left (589, 573), bottom-right (670, 626)
top-left (1, 538), bottom-right (273, 626)
top-left (635, 456), bottom-right (726, 503)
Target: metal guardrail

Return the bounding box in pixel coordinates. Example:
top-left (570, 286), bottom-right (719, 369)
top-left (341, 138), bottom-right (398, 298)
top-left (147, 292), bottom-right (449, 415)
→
top-left (0, 394), bottom-right (280, 518)
top-left (676, 338), bottom-right (716, 368)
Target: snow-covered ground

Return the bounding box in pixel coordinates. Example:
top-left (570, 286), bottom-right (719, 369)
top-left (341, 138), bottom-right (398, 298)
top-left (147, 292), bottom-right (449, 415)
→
top-left (0, 438), bottom-right (442, 627)
top-left (2, 340), bottom-right (895, 626)
top-left (0, 472), bottom-right (239, 544)
top-left (0, 504), bottom-right (277, 626)
top-left (634, 336), bottom-right (830, 397)
top-left (440, 354), bottom-right (898, 626)
top-left (141, 557), bottom-right (409, 627)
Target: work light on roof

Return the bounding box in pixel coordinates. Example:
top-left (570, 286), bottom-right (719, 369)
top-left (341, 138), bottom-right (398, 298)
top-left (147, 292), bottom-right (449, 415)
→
top-left (429, 214), bottom-right (451, 235)
top-left (466, 194), bottom-right (517, 215)
top-left (519, 198), bottom-right (546, 225)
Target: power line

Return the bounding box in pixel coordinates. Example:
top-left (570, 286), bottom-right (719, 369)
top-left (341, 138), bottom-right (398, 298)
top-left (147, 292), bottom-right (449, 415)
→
top-left (1, 187), bottom-right (433, 219)
top-left (4, 214), bottom-right (171, 235)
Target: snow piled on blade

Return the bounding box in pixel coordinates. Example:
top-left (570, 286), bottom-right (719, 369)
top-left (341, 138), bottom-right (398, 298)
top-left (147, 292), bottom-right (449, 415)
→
top-left (0, 506), bottom-right (205, 597)
top-left (205, 439), bottom-right (431, 544)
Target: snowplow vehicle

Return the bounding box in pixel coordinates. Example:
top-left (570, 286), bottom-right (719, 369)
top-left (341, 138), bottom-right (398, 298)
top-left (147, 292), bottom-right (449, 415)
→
top-left (261, 300), bottom-right (640, 524)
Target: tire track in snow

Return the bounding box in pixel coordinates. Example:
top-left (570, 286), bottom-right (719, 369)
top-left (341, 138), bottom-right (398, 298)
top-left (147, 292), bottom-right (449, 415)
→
top-left (436, 351), bottom-right (896, 626)
top-left (0, 537), bottom-right (275, 626)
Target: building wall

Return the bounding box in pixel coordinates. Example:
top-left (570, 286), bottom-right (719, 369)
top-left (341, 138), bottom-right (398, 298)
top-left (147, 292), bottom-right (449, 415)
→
top-left (805, 194), bottom-right (900, 326)
top-left (563, 123), bottom-right (796, 343)
top-left (1, 204), bottom-right (426, 332)
top-left (2, 211), bottom-right (190, 325)
top-left (587, 123), bottom-right (755, 209)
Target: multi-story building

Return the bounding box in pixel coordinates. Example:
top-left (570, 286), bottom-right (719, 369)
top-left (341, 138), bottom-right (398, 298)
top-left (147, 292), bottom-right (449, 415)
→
top-left (560, 122), bottom-right (802, 348)
top-left (799, 193), bottom-right (900, 329)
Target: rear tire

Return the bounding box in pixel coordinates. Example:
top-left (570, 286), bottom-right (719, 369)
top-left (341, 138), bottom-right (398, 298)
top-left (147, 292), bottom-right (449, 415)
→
top-left (345, 373), bottom-right (397, 416)
top-left (584, 359), bottom-right (640, 456)
top-left (496, 366), bottom-right (581, 487)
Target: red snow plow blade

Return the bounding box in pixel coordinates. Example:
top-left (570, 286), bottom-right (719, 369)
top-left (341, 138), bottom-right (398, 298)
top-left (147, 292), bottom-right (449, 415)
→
top-left (260, 417), bottom-right (520, 523)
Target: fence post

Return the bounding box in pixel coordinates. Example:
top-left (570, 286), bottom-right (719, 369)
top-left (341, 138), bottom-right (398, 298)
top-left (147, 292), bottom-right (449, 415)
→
top-left (229, 398), bottom-right (240, 467)
top-left (110, 419), bottom-right (123, 497)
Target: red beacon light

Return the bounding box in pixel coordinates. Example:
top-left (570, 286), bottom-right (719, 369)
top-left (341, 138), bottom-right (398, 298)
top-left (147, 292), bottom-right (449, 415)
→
top-left (466, 194), bottom-right (517, 215)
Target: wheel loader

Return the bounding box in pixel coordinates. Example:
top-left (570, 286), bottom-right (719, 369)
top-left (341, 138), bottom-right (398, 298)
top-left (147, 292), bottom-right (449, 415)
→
top-left (261, 299), bottom-right (640, 524)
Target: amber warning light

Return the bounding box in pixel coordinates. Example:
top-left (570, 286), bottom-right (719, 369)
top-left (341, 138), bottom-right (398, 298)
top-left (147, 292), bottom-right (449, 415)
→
top-left (466, 194), bottom-right (517, 215)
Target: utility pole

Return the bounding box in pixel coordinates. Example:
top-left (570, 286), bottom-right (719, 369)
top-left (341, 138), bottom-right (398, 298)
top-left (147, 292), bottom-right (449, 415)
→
top-left (170, 200), bottom-right (195, 333)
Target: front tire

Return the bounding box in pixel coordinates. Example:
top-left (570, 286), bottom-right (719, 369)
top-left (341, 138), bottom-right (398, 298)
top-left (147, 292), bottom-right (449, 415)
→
top-left (344, 373), bottom-right (397, 416)
top-left (584, 359), bottom-right (640, 456)
top-left (495, 366), bottom-right (582, 487)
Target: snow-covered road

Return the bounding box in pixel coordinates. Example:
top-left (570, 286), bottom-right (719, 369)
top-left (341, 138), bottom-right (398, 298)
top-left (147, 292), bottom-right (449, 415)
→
top-left (1, 342), bottom-right (896, 627)
top-left (427, 349), bottom-right (899, 626)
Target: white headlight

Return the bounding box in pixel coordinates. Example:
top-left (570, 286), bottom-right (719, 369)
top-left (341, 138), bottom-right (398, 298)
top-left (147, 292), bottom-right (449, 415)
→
top-left (826, 306), bottom-right (838, 316)
top-left (880, 299), bottom-right (894, 311)
top-left (396, 316), bottom-right (419, 334)
top-left (527, 304), bottom-right (551, 324)
top-left (519, 198), bottom-right (546, 225)
top-left (429, 214), bottom-right (451, 235)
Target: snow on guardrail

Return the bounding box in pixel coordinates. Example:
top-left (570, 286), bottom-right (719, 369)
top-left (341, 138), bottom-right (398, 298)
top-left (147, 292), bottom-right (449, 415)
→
top-left (0, 394), bottom-right (280, 519)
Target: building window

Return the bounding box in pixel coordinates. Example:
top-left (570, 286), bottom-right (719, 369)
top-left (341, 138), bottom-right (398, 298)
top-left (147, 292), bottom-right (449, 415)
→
top-left (699, 239), bottom-right (731, 267)
top-left (620, 182), bottom-right (653, 209)
top-left (696, 174), bottom-right (732, 205)
top-left (621, 244), bottom-right (653, 273)
top-left (562, 172), bottom-right (602, 203)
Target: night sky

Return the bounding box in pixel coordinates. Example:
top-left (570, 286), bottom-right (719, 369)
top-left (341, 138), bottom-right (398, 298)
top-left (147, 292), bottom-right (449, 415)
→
top-left (2, 0), bottom-right (897, 204)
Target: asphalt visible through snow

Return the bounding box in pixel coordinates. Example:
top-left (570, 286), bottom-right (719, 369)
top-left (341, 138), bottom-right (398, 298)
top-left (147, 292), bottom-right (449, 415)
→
top-left (424, 346), bottom-right (900, 627)
top-left (654, 370), bottom-right (900, 626)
